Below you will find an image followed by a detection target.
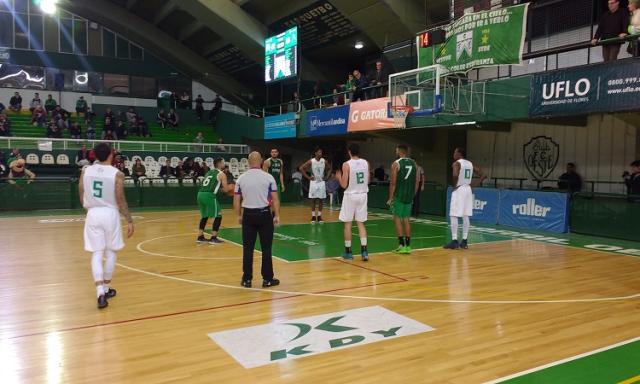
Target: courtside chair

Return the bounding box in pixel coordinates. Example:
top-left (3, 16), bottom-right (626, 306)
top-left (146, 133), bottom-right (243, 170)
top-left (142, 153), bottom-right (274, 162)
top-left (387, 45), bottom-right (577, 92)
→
top-left (26, 153), bottom-right (39, 165)
top-left (41, 154), bottom-right (54, 165)
top-left (56, 154), bottom-right (70, 165)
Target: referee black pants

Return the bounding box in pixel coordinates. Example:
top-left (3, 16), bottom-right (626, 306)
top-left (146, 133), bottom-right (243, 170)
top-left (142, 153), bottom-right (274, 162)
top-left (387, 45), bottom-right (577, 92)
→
top-left (242, 208), bottom-right (274, 281)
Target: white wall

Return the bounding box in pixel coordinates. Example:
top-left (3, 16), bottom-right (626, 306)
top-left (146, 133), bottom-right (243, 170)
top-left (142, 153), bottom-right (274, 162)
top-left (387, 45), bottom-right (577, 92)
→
top-left (468, 115), bottom-right (637, 193)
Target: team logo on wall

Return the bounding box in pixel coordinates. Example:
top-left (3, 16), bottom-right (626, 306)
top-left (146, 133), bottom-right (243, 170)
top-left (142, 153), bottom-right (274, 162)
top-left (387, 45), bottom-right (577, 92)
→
top-left (523, 136), bottom-right (559, 179)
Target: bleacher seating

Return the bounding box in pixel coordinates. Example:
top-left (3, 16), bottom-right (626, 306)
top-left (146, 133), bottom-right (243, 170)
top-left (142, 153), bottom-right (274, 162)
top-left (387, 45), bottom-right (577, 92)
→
top-left (26, 153), bottom-right (39, 165)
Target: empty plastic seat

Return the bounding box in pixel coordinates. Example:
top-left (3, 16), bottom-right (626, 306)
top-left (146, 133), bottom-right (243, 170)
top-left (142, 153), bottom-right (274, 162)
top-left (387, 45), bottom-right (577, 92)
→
top-left (41, 154), bottom-right (54, 165)
top-left (25, 153), bottom-right (39, 165)
top-left (57, 154), bottom-right (70, 165)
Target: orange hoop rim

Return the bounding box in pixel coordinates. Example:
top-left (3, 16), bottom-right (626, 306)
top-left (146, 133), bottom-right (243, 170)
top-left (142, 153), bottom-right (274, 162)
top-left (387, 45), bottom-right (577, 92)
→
top-left (390, 105), bottom-right (415, 114)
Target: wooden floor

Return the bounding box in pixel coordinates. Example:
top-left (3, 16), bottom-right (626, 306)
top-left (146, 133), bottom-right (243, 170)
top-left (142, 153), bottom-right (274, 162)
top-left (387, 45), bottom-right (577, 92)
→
top-left (1, 206), bottom-right (640, 383)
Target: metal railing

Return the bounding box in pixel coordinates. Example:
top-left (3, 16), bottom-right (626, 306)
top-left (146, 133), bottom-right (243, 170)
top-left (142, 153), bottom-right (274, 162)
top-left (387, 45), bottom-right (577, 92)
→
top-left (0, 136), bottom-right (250, 154)
top-left (489, 177), bottom-right (628, 195)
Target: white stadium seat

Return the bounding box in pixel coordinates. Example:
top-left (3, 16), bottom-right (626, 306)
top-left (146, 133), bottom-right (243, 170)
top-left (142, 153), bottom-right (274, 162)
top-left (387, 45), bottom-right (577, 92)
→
top-left (144, 156), bottom-right (155, 163)
top-left (167, 177), bottom-right (179, 186)
top-left (25, 153), bottom-right (39, 165)
top-left (124, 177), bottom-right (135, 186)
top-left (240, 157), bottom-right (248, 165)
top-left (41, 154), bottom-right (54, 165)
top-left (182, 178), bottom-right (194, 185)
top-left (132, 155), bottom-right (142, 162)
top-left (194, 157), bottom-right (203, 164)
top-left (56, 154), bottom-right (70, 165)
top-left (158, 156), bottom-right (167, 164)
top-left (170, 157), bottom-right (180, 167)
top-left (205, 157), bottom-right (214, 167)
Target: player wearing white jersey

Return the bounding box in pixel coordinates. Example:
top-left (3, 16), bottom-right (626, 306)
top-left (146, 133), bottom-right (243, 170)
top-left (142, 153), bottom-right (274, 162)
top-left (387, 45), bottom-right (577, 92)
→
top-left (444, 147), bottom-right (486, 250)
top-left (79, 143), bottom-right (134, 309)
top-left (336, 143), bottom-right (370, 261)
top-left (298, 147), bottom-right (330, 223)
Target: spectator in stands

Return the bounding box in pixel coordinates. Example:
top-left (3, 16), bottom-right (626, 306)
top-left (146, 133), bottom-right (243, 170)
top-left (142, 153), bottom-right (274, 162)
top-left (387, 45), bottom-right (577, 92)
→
top-left (75, 96), bottom-right (88, 118)
top-left (0, 114), bottom-right (12, 137)
top-left (195, 94), bottom-right (205, 120)
top-left (175, 160), bottom-right (185, 180)
top-left (46, 121), bottom-right (63, 138)
top-left (84, 107), bottom-right (95, 128)
top-left (170, 91), bottom-right (178, 110)
top-left (0, 102), bottom-right (5, 114)
top-left (8, 159), bottom-right (35, 185)
top-left (157, 109), bottom-right (168, 129)
top-left (193, 131), bottom-right (204, 151)
top-left (345, 73), bottom-right (355, 102)
top-left (623, 160), bottom-right (640, 196)
top-left (86, 124), bottom-right (96, 140)
top-left (102, 129), bottom-right (117, 141)
top-left (210, 94), bottom-right (223, 122)
top-left (179, 91), bottom-right (191, 109)
top-left (326, 171), bottom-right (341, 206)
top-left (69, 121), bottom-right (82, 139)
top-left (138, 117), bottom-right (150, 138)
top-left (103, 116), bottom-right (115, 133)
top-left (56, 110), bottom-right (70, 131)
top-left (591, 0), bottom-right (629, 62)
top-left (370, 61), bottom-right (388, 98)
top-left (7, 148), bottom-right (21, 166)
top-left (558, 162), bottom-right (583, 193)
top-left (224, 164), bottom-right (234, 183)
top-left (125, 106), bottom-right (137, 126)
top-left (29, 93), bottom-right (41, 113)
top-left (352, 70), bottom-right (368, 102)
top-left (192, 160), bottom-right (203, 179)
top-left (116, 161), bottom-right (130, 177)
top-left (132, 158), bottom-right (146, 185)
top-left (9, 92), bottom-right (22, 112)
top-left (115, 119), bottom-right (128, 139)
top-left (76, 144), bottom-right (91, 167)
top-left (333, 88), bottom-right (345, 106)
top-left (183, 158), bottom-right (194, 176)
top-left (44, 94), bottom-right (56, 115)
top-left (288, 92), bottom-right (300, 113)
top-left (628, 0), bottom-right (640, 56)
top-left (374, 165), bottom-right (387, 182)
top-left (103, 107), bottom-right (114, 123)
top-left (214, 137), bottom-right (226, 152)
top-left (159, 159), bottom-right (175, 183)
top-left (31, 106), bottom-right (45, 127)
top-left (168, 108), bottom-right (179, 130)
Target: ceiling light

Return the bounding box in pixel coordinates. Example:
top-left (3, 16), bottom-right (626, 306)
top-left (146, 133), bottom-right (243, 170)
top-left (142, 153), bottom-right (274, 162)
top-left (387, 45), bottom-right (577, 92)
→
top-left (40, 0), bottom-right (58, 15)
top-left (354, 41), bottom-right (364, 50)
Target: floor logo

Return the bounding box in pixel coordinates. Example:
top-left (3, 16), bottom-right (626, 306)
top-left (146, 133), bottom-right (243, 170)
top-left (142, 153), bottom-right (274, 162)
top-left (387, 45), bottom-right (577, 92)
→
top-left (208, 306), bottom-right (434, 368)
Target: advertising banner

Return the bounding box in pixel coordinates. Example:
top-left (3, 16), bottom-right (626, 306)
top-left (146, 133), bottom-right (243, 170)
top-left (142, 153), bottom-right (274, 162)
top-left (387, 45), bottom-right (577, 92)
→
top-left (306, 105), bottom-right (349, 137)
top-left (264, 112), bottom-right (297, 139)
top-left (347, 98), bottom-right (396, 132)
top-left (530, 59), bottom-right (640, 117)
top-left (417, 3), bottom-right (529, 73)
top-left (446, 187), bottom-right (500, 224)
top-left (498, 189), bottom-right (569, 233)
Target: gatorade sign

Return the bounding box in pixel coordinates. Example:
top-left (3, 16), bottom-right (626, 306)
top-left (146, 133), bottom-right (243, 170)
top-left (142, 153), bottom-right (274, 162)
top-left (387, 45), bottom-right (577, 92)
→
top-left (208, 306), bottom-right (434, 368)
top-left (347, 98), bottom-right (396, 132)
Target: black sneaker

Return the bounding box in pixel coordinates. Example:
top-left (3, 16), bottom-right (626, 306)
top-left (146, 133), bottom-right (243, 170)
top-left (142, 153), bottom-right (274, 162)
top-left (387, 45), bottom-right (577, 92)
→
top-left (311, 216), bottom-right (317, 224)
top-left (443, 240), bottom-right (460, 249)
top-left (460, 239), bottom-right (468, 249)
top-left (196, 235), bottom-right (207, 243)
top-left (97, 295), bottom-right (108, 309)
top-left (104, 288), bottom-right (117, 299)
top-left (262, 279), bottom-right (280, 288)
top-left (316, 216), bottom-right (324, 224)
top-left (208, 237), bottom-right (224, 244)
top-left (241, 279), bottom-right (252, 288)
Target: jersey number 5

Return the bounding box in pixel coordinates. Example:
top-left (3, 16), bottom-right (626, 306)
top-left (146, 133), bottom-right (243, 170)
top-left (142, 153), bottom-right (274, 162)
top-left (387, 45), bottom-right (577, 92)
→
top-left (93, 180), bottom-right (103, 198)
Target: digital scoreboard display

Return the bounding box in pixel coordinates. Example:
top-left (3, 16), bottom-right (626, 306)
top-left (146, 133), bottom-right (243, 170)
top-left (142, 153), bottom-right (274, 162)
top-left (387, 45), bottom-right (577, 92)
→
top-left (265, 26), bottom-right (298, 83)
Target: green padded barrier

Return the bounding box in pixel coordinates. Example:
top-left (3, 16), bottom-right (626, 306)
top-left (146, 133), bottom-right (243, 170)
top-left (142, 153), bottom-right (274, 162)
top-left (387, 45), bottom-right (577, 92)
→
top-left (571, 193), bottom-right (640, 242)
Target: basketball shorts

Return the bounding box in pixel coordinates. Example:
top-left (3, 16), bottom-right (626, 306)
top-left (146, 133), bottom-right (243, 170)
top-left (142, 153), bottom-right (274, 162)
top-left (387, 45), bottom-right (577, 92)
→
top-left (84, 207), bottom-right (124, 252)
top-left (308, 180), bottom-right (326, 199)
top-left (391, 199), bottom-right (412, 219)
top-left (197, 192), bottom-right (221, 218)
top-left (339, 193), bottom-right (368, 222)
top-left (450, 185), bottom-right (473, 217)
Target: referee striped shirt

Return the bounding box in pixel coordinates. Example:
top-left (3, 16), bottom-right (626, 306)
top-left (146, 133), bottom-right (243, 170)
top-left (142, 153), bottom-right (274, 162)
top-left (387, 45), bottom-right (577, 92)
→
top-left (234, 168), bottom-right (277, 208)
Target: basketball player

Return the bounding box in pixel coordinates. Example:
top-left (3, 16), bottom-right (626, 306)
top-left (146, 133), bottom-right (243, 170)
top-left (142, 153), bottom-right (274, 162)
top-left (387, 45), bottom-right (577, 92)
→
top-left (299, 147), bottom-right (330, 223)
top-left (197, 157), bottom-right (231, 244)
top-left (79, 143), bottom-right (134, 309)
top-left (387, 145), bottom-right (419, 254)
top-left (336, 143), bottom-right (370, 261)
top-left (444, 147), bottom-right (486, 250)
top-left (263, 148), bottom-right (285, 195)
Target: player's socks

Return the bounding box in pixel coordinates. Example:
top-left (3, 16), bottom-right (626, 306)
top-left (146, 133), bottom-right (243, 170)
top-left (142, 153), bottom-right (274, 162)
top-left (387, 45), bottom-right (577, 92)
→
top-left (96, 284), bottom-right (105, 298)
top-left (398, 236), bottom-right (405, 247)
top-left (405, 237), bottom-right (411, 246)
top-left (316, 214), bottom-right (323, 223)
top-left (311, 212), bottom-right (316, 224)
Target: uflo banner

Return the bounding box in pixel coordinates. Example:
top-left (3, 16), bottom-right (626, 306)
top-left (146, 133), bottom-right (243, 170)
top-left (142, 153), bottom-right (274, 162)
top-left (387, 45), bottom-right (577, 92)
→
top-left (418, 3), bottom-right (529, 73)
top-left (347, 98), bottom-right (395, 132)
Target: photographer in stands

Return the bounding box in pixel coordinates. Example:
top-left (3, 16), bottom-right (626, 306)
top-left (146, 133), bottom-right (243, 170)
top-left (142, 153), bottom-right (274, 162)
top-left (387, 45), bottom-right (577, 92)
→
top-left (558, 163), bottom-right (583, 194)
top-left (623, 160), bottom-right (640, 201)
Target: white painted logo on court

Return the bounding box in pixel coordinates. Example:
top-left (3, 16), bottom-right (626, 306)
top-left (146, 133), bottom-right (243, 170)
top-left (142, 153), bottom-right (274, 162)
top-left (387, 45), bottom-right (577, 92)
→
top-left (208, 306), bottom-right (434, 368)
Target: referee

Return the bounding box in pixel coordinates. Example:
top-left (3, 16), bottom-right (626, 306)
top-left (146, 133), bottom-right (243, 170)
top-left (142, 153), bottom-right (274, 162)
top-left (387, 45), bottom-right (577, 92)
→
top-left (234, 151), bottom-right (280, 288)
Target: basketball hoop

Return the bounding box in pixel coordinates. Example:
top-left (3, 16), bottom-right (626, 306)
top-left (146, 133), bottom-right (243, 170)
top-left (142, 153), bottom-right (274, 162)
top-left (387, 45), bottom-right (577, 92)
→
top-left (390, 105), bottom-right (415, 129)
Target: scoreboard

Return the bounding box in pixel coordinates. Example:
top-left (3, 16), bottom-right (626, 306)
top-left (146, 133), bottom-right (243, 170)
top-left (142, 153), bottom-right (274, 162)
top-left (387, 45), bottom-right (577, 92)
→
top-left (265, 26), bottom-right (298, 83)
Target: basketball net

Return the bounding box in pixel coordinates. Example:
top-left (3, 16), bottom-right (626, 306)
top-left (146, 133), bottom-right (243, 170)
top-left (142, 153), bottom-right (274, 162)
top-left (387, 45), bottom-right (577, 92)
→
top-left (391, 106), bottom-right (414, 129)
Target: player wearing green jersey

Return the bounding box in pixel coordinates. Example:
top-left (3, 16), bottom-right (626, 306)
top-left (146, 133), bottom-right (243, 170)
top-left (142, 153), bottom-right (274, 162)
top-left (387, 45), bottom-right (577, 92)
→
top-left (262, 148), bottom-right (285, 195)
top-left (197, 158), bottom-right (231, 244)
top-left (387, 145), bottom-right (420, 254)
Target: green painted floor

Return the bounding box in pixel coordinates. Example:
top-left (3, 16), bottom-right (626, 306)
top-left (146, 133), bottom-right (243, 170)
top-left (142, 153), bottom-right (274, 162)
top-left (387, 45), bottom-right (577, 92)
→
top-left (496, 338), bottom-right (640, 384)
top-left (220, 218), bottom-right (510, 261)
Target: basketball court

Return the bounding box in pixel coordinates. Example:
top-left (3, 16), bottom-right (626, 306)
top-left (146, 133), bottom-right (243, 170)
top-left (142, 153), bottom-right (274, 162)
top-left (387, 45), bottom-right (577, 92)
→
top-left (2, 205), bottom-right (640, 383)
